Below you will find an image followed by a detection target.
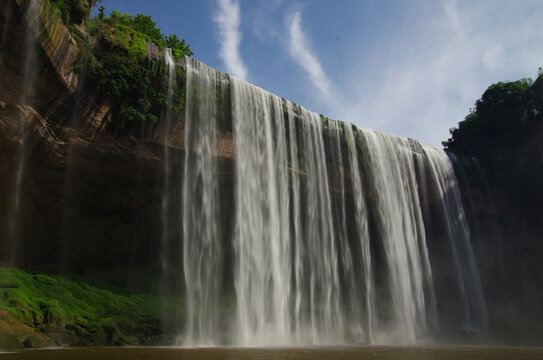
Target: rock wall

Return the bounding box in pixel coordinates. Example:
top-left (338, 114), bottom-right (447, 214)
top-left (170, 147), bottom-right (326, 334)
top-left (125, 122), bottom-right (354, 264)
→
top-left (451, 122), bottom-right (543, 344)
top-left (0, 0), bottom-right (192, 292)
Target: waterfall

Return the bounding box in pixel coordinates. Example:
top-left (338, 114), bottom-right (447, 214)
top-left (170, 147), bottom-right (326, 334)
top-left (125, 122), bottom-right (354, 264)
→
top-left (179, 58), bottom-right (486, 346)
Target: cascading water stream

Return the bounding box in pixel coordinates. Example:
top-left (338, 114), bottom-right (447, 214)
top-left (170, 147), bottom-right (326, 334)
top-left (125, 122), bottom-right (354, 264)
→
top-left (230, 77), bottom-right (291, 345)
top-left (357, 129), bottom-right (434, 343)
top-left (423, 148), bottom-right (488, 334)
top-left (182, 58), bottom-right (225, 346)
top-left (294, 106), bottom-right (344, 344)
top-left (284, 101), bottom-right (304, 343)
top-left (344, 125), bottom-right (376, 343)
top-left (324, 120), bottom-right (357, 341)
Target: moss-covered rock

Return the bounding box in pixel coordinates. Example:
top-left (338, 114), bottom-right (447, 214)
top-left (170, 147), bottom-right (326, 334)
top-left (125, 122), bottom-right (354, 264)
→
top-left (0, 267), bottom-right (180, 348)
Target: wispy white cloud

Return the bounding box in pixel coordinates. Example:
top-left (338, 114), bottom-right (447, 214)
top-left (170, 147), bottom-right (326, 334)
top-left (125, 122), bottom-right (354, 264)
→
top-left (287, 11), bottom-right (332, 98)
top-left (214, 0), bottom-right (248, 80)
top-left (333, 0), bottom-right (543, 146)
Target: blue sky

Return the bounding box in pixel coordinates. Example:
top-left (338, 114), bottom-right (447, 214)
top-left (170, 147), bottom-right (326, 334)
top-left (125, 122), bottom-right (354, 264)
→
top-left (98, 0), bottom-right (543, 146)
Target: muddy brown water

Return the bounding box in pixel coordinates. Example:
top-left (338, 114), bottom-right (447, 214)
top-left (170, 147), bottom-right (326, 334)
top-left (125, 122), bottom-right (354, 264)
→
top-left (1, 346), bottom-right (543, 360)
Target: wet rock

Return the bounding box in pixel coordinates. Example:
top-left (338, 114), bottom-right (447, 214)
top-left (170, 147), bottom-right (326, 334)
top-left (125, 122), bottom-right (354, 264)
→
top-left (0, 309), bottom-right (52, 348)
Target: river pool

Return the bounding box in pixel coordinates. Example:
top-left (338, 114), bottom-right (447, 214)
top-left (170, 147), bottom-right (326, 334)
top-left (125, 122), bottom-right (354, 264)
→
top-left (1, 346), bottom-right (543, 360)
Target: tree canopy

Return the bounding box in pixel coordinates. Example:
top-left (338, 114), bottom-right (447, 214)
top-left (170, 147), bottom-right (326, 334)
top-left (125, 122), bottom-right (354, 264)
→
top-left (442, 74), bottom-right (543, 158)
top-left (49, 0), bottom-right (100, 26)
top-left (102, 11), bottom-right (193, 59)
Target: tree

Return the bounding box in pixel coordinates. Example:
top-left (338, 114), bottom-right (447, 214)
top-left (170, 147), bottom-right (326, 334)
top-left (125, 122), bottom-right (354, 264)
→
top-left (132, 14), bottom-right (163, 44)
top-left (443, 74), bottom-right (542, 158)
top-left (165, 34), bottom-right (194, 58)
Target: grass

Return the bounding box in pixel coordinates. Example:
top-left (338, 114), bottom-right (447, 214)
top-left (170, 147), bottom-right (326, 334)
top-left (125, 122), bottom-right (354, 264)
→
top-left (0, 267), bottom-right (183, 346)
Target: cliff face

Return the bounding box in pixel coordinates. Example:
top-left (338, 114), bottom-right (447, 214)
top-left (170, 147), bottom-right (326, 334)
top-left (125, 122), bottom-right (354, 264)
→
top-left (449, 93), bottom-right (543, 343)
top-left (1, 0), bottom-right (79, 117)
top-left (0, 0), bottom-right (190, 289)
top-left (451, 125), bottom-right (543, 344)
top-left (0, 1), bottom-right (196, 346)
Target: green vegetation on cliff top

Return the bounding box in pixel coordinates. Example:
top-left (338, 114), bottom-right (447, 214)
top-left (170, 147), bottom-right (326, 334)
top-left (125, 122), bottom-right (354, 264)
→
top-left (443, 71), bottom-right (543, 158)
top-left (83, 6), bottom-right (190, 130)
top-left (48, 0), bottom-right (191, 131)
top-left (49, 0), bottom-right (102, 27)
top-left (443, 70), bottom-right (543, 229)
top-left (94, 10), bottom-right (193, 60)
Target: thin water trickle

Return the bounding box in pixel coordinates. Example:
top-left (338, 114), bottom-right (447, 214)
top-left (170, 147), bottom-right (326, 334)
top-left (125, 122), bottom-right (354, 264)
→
top-left (0, 0), bottom-right (13, 53)
top-left (8, 0), bottom-right (43, 265)
top-left (160, 48), bottom-right (175, 273)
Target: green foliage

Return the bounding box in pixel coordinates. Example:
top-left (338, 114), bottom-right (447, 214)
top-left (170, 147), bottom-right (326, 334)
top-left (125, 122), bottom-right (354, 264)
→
top-left (96, 11), bottom-right (193, 60)
top-left (128, 31), bottom-right (149, 59)
top-left (48, 0), bottom-right (103, 45)
top-left (105, 9), bottom-right (134, 27)
top-left (49, 0), bottom-right (72, 24)
top-left (80, 48), bottom-right (178, 129)
top-left (0, 267), bottom-right (168, 342)
top-left (111, 24), bottom-right (133, 48)
top-left (164, 34), bottom-right (194, 60)
top-left (77, 8), bottom-right (191, 130)
top-left (73, 7), bottom-right (194, 130)
top-left (443, 74), bottom-right (543, 157)
top-left (132, 14), bottom-right (163, 44)
top-left (49, 0), bottom-right (95, 25)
